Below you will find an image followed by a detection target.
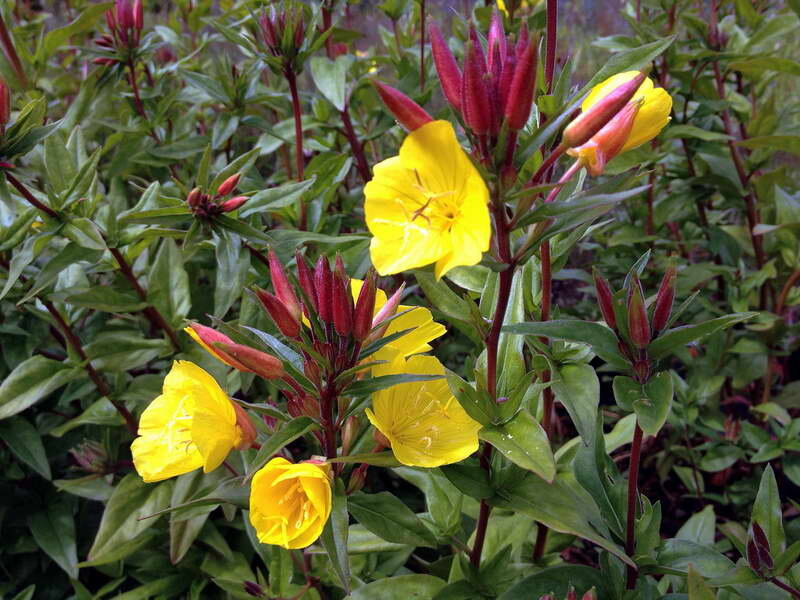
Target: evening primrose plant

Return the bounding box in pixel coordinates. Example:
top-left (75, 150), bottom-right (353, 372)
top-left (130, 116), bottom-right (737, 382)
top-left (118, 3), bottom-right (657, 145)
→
top-left (2, 0), bottom-right (800, 599)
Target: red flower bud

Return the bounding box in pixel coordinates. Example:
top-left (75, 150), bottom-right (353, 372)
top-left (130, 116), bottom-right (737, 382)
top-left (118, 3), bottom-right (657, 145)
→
top-left (593, 270), bottom-right (617, 330)
top-left (116, 0), bottom-right (133, 31)
top-left (96, 35), bottom-right (115, 47)
top-left (353, 271), bottom-right (377, 341)
top-left (487, 10), bottom-right (506, 76)
top-left (133, 0), bottom-right (143, 31)
top-left (627, 275), bottom-right (650, 349)
top-left (566, 588), bottom-right (577, 600)
top-left (187, 187), bottom-right (202, 208)
top-left (581, 589), bottom-right (597, 600)
top-left (220, 195), bottom-right (248, 212)
top-left (214, 341), bottom-right (285, 379)
top-left (105, 10), bottom-right (117, 33)
top-left (295, 251), bottom-right (318, 313)
top-left (651, 265), bottom-right (676, 334)
top-left (461, 29), bottom-right (491, 135)
top-left (216, 172), bottom-right (241, 197)
top-left (504, 32), bottom-right (537, 130)
top-left (332, 267), bottom-right (354, 337)
top-left (315, 255), bottom-right (334, 325)
top-left (185, 323), bottom-right (250, 371)
top-left (572, 98), bottom-right (642, 176)
top-left (0, 79), bottom-right (10, 130)
top-left (747, 539), bottom-right (762, 573)
top-left (268, 249), bottom-right (301, 322)
top-left (498, 45), bottom-right (516, 115)
top-left (254, 287), bottom-right (301, 338)
top-left (429, 24), bottom-right (462, 112)
top-left (366, 283), bottom-right (405, 344)
top-left (562, 71), bottom-right (647, 148)
top-left (372, 80), bottom-right (433, 132)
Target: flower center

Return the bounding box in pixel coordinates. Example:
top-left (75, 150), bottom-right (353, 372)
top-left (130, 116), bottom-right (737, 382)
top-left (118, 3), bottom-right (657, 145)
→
top-left (408, 169), bottom-right (459, 232)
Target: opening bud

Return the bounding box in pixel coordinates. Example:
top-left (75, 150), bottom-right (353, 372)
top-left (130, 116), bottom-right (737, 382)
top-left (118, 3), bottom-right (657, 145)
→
top-left (185, 323), bottom-right (250, 371)
top-left (232, 401), bottom-right (258, 450)
top-left (372, 80), bottom-right (433, 132)
top-left (562, 71), bottom-right (648, 148)
top-left (366, 283), bottom-right (405, 344)
top-left (568, 98), bottom-right (643, 176)
top-left (214, 341), bottom-right (285, 379)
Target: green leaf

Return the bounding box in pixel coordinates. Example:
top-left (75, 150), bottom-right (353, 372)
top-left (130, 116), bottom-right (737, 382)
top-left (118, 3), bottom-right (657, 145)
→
top-left (63, 217), bottom-right (106, 250)
top-left (347, 491), bottom-right (438, 547)
top-left (169, 471), bottom-right (213, 565)
top-left (479, 410), bottom-right (555, 482)
top-left (550, 363), bottom-right (600, 446)
top-left (346, 373), bottom-right (444, 397)
top-left (88, 474), bottom-right (172, 563)
top-left (329, 452), bottom-right (401, 467)
top-left (148, 238), bottom-right (191, 325)
top-left (664, 124), bottom-right (732, 142)
top-left (505, 320), bottom-right (625, 368)
top-left (239, 178), bottom-right (316, 217)
top-left (633, 371), bottom-right (673, 436)
top-left (84, 334), bottom-right (170, 372)
top-left (687, 564), bottom-right (717, 600)
top-left (319, 479), bottom-right (350, 592)
top-left (0, 416), bottom-right (51, 479)
top-left (677, 506), bottom-right (716, 547)
top-left (498, 565), bottom-right (608, 600)
top-left (656, 539), bottom-right (734, 578)
top-left (350, 575), bottom-right (446, 600)
top-left (579, 36), bottom-right (676, 95)
top-left (415, 270), bottom-right (473, 323)
top-left (28, 502), bottom-right (78, 578)
top-left (736, 136), bottom-right (800, 156)
top-left (245, 417), bottom-right (318, 480)
top-left (648, 313), bottom-right (757, 360)
top-left (751, 464), bottom-right (785, 554)
top-left (39, 2), bottom-right (113, 61)
top-left (63, 287), bottom-right (149, 312)
top-left (209, 147), bottom-right (261, 192)
top-left (310, 56), bottom-right (353, 111)
top-left (49, 398), bottom-right (124, 437)
top-left (445, 370), bottom-right (496, 426)
top-left (0, 356), bottom-right (80, 420)
top-left (213, 230), bottom-right (248, 318)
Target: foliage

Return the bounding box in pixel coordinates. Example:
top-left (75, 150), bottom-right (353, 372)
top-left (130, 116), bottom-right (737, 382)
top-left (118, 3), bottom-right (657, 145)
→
top-left (1, 0), bottom-right (800, 599)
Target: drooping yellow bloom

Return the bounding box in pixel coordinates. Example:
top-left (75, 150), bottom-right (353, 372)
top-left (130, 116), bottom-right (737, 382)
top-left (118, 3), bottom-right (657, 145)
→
top-left (131, 361), bottom-right (243, 483)
top-left (568, 71), bottom-right (672, 175)
top-left (366, 354), bottom-right (481, 468)
top-left (350, 279), bottom-right (445, 364)
top-left (249, 457), bottom-right (332, 549)
top-left (364, 120), bottom-right (490, 279)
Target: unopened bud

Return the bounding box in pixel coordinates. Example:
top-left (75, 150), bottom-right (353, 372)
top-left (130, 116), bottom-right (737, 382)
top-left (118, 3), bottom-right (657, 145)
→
top-left (315, 255), bottom-right (334, 325)
top-left (461, 29), bottom-right (491, 135)
top-left (342, 415), bottom-right (359, 456)
top-left (566, 588), bottom-right (577, 600)
top-left (346, 464), bottom-right (367, 494)
top-left (633, 358), bottom-right (650, 383)
top-left (187, 187), bottom-right (202, 209)
top-left (268, 249), bottom-right (301, 322)
top-left (504, 33), bottom-right (537, 131)
top-left (747, 539), bottom-right (762, 574)
top-left (563, 71), bottom-right (648, 149)
top-left (295, 251), bottom-right (318, 313)
top-left (232, 401), bottom-right (258, 450)
top-left (353, 271), bottom-right (378, 341)
top-left (116, 0), bottom-right (133, 31)
top-left (487, 10), bottom-right (506, 76)
top-left (254, 287), bottom-right (301, 338)
top-left (216, 173), bottom-right (241, 197)
top-left (581, 589), bottom-right (597, 600)
top-left (367, 283), bottom-right (405, 343)
top-left (133, 0), bottom-right (143, 30)
top-left (0, 79), bottom-right (10, 131)
top-left (429, 24), bottom-right (462, 112)
top-left (243, 581), bottom-right (265, 598)
top-left (69, 441), bottom-right (109, 474)
top-left (627, 275), bottom-right (650, 349)
top-left (220, 195), bottom-right (248, 212)
top-left (593, 270), bottom-right (617, 330)
top-left (215, 342), bottom-right (284, 379)
top-left (332, 261), bottom-right (354, 337)
top-left (651, 266), bottom-right (676, 334)
top-left (372, 81), bottom-right (433, 132)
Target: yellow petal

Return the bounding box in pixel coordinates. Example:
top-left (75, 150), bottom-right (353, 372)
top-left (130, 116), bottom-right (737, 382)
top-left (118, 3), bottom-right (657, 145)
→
top-left (582, 71), bottom-right (654, 112)
top-left (622, 87), bottom-right (673, 152)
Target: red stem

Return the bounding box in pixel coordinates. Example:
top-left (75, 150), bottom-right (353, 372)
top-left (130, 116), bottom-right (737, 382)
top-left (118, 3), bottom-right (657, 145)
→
top-left (626, 423), bottom-right (644, 589)
top-left (340, 104), bottom-right (371, 183)
top-left (770, 577), bottom-right (800, 600)
top-left (544, 0), bottom-right (557, 93)
top-left (419, 0), bottom-right (426, 90)
top-left (6, 172), bottom-right (58, 219)
top-left (286, 69), bottom-right (306, 228)
top-left (0, 13), bottom-right (27, 87)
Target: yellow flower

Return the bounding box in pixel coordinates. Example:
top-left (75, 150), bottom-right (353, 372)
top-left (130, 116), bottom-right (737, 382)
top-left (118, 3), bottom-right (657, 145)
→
top-left (249, 457), bottom-right (332, 549)
top-left (568, 71), bottom-right (672, 174)
top-left (350, 279), bottom-right (445, 364)
top-left (131, 361), bottom-right (243, 483)
top-left (497, 0), bottom-right (542, 15)
top-left (364, 120), bottom-right (490, 279)
top-left (366, 354), bottom-right (481, 467)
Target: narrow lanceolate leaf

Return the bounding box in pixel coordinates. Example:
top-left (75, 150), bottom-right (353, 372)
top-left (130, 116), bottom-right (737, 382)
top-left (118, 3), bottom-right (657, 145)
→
top-left (28, 502), bottom-right (78, 578)
top-left (319, 479), bottom-right (351, 593)
top-left (647, 313), bottom-right (758, 360)
top-left (504, 320), bottom-right (626, 368)
top-left (750, 465), bottom-right (785, 555)
top-left (0, 356), bottom-right (81, 420)
top-left (0, 417), bottom-right (51, 479)
top-left (348, 491), bottom-right (438, 547)
top-left (244, 417), bottom-right (318, 480)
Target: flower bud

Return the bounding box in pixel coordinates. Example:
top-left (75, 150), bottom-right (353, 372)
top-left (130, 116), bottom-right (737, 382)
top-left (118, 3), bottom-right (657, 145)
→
top-left (633, 358), bottom-right (650, 383)
top-left (353, 270), bottom-right (378, 341)
top-left (243, 581), bottom-right (265, 598)
top-left (116, 0), bottom-right (133, 31)
top-left (0, 79), bottom-right (10, 131)
top-left (366, 283), bottom-right (405, 344)
top-left (651, 265), bottom-right (676, 334)
top-left (498, 45), bottom-right (516, 114)
top-left (295, 251), bottom-right (318, 313)
top-left (187, 187), bottom-right (202, 209)
top-left (332, 257), bottom-right (354, 337)
top-left (220, 195), bottom-right (248, 212)
top-left (372, 81), bottom-right (433, 132)
top-left (214, 342), bottom-right (285, 379)
top-left (346, 463), bottom-right (367, 494)
top-left (69, 441), bottom-right (109, 474)
top-left (747, 539), bottom-right (762, 574)
top-left (487, 10), bottom-right (506, 76)
top-left (627, 275), bottom-right (650, 349)
top-left (566, 588), bottom-right (577, 600)
top-left (429, 24), bottom-right (462, 112)
top-left (461, 29), bottom-right (491, 135)
top-left (504, 32), bottom-right (537, 130)
top-left (562, 71), bottom-right (647, 148)
top-left (581, 589), bottom-right (597, 600)
top-left (341, 415), bottom-right (359, 456)
top-left (254, 287), bottom-right (301, 338)
top-left (216, 173), bottom-right (241, 197)
top-left (133, 0), bottom-right (143, 31)
top-left (268, 249), bottom-right (302, 322)
top-left (593, 269), bottom-right (617, 330)
top-left (569, 98), bottom-right (642, 176)
top-left (232, 401), bottom-right (258, 450)
top-left (185, 323), bottom-right (251, 371)
top-left (315, 255), bottom-right (334, 325)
